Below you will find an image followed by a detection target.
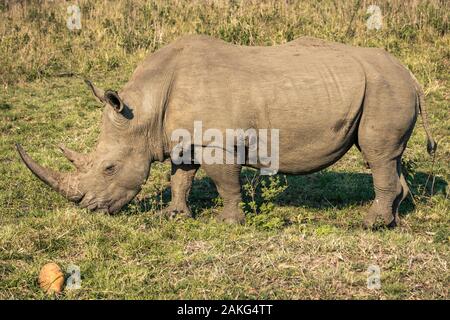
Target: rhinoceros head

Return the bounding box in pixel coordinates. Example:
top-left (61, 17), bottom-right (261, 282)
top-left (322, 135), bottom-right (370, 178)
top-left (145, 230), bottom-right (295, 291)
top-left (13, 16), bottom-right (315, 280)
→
top-left (17, 80), bottom-right (155, 214)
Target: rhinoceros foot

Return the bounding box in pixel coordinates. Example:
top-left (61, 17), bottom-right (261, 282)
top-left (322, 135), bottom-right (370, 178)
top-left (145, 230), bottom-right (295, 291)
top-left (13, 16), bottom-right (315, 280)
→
top-left (160, 203), bottom-right (192, 220)
top-left (216, 208), bottom-right (245, 225)
top-left (363, 206), bottom-right (399, 230)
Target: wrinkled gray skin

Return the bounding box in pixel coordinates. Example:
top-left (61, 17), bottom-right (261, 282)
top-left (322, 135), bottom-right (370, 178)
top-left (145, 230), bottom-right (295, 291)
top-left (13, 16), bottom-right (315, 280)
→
top-left (18, 35), bottom-right (436, 228)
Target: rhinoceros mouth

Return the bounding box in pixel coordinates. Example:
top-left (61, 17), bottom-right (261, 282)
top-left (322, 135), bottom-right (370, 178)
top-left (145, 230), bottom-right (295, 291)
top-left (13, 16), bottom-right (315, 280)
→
top-left (77, 192), bottom-right (130, 214)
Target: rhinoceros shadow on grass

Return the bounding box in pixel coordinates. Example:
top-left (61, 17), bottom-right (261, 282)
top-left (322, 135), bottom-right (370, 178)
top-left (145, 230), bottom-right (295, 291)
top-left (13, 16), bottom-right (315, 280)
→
top-left (129, 169), bottom-right (447, 222)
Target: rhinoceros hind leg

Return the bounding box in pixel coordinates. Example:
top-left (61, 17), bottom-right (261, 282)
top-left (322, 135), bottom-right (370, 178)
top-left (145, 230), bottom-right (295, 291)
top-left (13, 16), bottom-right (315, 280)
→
top-left (161, 163), bottom-right (199, 219)
top-left (355, 141), bottom-right (371, 169)
top-left (357, 91), bottom-right (415, 228)
top-left (202, 164), bottom-right (245, 224)
top-left (363, 158), bottom-right (405, 229)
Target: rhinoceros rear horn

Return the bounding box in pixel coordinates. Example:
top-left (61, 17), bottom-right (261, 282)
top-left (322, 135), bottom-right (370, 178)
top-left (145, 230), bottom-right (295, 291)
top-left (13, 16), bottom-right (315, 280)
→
top-left (58, 144), bottom-right (88, 169)
top-left (16, 144), bottom-right (83, 202)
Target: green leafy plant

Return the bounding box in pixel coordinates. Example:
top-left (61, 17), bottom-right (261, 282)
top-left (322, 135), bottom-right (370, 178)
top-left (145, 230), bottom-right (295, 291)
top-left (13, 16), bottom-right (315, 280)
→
top-left (242, 172), bottom-right (289, 230)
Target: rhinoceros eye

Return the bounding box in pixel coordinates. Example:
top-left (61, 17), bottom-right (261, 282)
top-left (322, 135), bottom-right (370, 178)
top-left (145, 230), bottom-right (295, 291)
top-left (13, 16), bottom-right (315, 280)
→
top-left (103, 163), bottom-right (117, 176)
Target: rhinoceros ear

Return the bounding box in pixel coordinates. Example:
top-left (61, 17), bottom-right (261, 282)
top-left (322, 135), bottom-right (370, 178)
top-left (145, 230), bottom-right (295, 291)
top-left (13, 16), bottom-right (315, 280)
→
top-left (104, 90), bottom-right (124, 113)
top-left (85, 79), bottom-right (105, 103)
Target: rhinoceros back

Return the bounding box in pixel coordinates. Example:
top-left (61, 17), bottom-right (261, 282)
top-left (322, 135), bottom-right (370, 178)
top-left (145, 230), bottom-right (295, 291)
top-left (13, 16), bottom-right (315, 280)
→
top-left (161, 36), bottom-right (365, 173)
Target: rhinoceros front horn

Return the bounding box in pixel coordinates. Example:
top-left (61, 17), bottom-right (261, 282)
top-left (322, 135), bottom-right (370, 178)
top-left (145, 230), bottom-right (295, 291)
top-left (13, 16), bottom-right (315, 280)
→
top-left (16, 144), bottom-right (83, 202)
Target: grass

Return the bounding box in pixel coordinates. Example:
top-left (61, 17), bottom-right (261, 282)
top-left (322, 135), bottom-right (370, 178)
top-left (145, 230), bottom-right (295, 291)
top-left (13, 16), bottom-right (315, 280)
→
top-left (0, 0), bottom-right (449, 299)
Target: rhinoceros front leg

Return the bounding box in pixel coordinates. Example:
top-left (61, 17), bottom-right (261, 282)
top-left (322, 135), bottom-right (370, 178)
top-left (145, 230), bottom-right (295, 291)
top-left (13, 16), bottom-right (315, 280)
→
top-left (202, 164), bottom-right (245, 224)
top-left (162, 163), bottom-right (199, 219)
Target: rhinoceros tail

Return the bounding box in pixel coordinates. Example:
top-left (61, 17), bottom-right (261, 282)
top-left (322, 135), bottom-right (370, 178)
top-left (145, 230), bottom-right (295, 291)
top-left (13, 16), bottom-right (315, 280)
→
top-left (410, 71), bottom-right (437, 156)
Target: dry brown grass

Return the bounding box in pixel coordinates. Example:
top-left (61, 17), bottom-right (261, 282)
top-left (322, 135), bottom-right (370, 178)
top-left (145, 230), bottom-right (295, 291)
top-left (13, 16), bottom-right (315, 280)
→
top-left (0, 0), bottom-right (448, 86)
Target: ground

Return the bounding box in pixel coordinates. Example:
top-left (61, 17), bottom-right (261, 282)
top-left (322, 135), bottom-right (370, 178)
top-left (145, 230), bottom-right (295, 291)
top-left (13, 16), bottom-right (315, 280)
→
top-left (0, 0), bottom-right (448, 299)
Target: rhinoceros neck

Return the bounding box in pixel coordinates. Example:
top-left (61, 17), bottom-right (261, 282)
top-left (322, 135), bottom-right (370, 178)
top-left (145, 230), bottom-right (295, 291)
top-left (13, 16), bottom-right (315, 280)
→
top-left (122, 74), bottom-right (175, 163)
top-left (122, 42), bottom-right (183, 163)
top-left (148, 128), bottom-right (168, 162)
